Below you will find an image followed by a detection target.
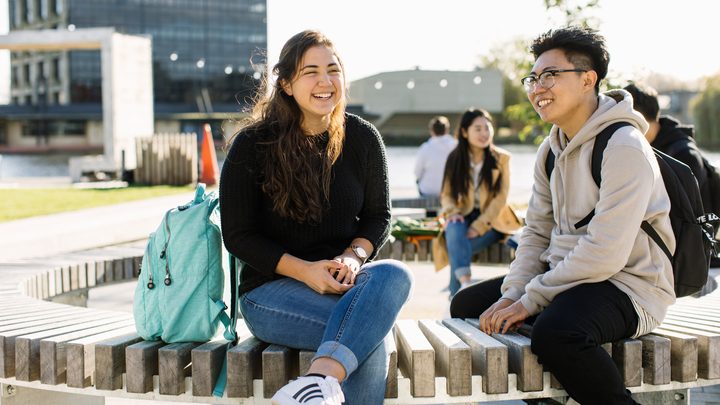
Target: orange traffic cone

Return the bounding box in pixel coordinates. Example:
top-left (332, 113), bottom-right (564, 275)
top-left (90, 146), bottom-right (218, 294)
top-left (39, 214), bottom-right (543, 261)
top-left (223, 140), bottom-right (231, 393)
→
top-left (199, 123), bottom-right (220, 186)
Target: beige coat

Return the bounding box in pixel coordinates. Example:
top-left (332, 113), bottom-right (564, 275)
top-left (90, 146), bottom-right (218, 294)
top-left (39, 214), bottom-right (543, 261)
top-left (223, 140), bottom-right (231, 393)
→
top-left (433, 146), bottom-right (522, 270)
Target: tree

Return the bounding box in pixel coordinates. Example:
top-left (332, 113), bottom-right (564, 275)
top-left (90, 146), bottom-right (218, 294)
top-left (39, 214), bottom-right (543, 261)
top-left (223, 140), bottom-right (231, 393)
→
top-left (692, 74), bottom-right (720, 148)
top-left (543, 0), bottom-right (601, 28)
top-left (476, 0), bottom-right (603, 144)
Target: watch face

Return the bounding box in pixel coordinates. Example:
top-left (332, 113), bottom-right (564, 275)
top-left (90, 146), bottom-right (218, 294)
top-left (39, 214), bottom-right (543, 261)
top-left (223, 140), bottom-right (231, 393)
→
top-left (353, 245), bottom-right (368, 259)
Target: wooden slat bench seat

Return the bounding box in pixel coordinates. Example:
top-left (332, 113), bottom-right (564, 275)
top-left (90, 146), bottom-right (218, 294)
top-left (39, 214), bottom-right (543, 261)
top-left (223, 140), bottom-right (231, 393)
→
top-left (385, 196), bottom-right (517, 264)
top-left (1, 245), bottom-right (719, 404)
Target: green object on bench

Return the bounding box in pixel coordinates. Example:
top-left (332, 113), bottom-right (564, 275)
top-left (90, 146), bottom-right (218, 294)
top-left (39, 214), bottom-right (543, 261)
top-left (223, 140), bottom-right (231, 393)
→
top-left (391, 216), bottom-right (441, 240)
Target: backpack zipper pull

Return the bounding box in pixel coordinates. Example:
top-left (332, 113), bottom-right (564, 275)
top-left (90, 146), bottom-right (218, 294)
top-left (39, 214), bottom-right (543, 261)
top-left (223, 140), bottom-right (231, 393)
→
top-left (147, 272), bottom-right (155, 289)
top-left (164, 263), bottom-right (172, 286)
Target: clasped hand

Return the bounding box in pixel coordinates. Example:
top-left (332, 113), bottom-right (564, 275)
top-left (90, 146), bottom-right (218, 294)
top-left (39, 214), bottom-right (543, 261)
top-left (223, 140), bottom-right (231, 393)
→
top-left (301, 253), bottom-right (361, 295)
top-left (445, 214), bottom-right (480, 238)
top-left (478, 298), bottom-right (529, 334)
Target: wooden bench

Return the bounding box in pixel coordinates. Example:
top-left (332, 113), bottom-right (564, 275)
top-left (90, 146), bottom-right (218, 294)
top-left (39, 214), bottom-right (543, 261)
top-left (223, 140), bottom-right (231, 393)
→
top-left (1, 245), bottom-right (719, 404)
top-left (388, 196), bottom-right (517, 265)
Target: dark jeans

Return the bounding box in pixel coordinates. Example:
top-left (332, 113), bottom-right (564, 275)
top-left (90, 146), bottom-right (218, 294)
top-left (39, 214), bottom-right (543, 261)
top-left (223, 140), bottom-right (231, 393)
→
top-left (451, 277), bottom-right (640, 405)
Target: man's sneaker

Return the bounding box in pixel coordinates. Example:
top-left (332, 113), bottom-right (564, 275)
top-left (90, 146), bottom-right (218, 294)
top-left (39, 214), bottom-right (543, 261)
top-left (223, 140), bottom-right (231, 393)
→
top-left (271, 375), bottom-right (345, 405)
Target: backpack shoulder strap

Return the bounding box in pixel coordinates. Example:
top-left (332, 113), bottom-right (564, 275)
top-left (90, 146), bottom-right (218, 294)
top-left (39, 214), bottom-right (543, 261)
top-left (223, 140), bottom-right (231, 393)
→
top-left (590, 122), bottom-right (634, 187)
top-left (545, 146), bottom-right (555, 181)
top-left (573, 122), bottom-right (633, 229)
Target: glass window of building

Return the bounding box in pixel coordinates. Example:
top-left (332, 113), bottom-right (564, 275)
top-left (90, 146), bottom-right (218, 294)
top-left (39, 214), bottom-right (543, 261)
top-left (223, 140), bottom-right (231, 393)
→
top-left (40, 0), bottom-right (48, 19)
top-left (23, 64), bottom-right (30, 85)
top-left (25, 0), bottom-right (34, 23)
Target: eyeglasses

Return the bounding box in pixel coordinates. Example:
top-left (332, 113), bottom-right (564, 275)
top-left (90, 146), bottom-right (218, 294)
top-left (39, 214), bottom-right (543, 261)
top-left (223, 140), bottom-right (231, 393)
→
top-left (520, 69), bottom-right (587, 93)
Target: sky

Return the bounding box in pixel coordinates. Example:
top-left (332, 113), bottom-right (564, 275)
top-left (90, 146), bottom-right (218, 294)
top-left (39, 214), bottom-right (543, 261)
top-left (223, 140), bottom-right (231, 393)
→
top-left (266, 0), bottom-right (719, 83)
top-left (1, 0), bottom-right (718, 102)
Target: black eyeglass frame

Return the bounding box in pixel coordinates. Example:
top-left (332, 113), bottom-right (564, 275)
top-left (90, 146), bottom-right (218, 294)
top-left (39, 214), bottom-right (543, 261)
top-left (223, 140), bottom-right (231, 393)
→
top-left (520, 69), bottom-right (588, 92)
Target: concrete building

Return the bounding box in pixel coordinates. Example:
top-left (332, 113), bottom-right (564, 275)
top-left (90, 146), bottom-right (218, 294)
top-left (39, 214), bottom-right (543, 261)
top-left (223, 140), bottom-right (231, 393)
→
top-left (349, 68), bottom-right (503, 141)
top-left (0, 0), bottom-right (266, 152)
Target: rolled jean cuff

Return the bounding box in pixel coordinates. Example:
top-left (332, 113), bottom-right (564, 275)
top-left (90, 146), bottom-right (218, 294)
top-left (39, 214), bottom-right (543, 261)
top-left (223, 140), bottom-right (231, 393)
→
top-left (313, 340), bottom-right (358, 376)
top-left (454, 266), bottom-right (471, 280)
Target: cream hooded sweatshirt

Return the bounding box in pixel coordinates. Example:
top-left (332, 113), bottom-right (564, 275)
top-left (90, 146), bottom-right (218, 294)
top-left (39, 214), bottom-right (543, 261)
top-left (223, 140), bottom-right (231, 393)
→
top-left (502, 89), bottom-right (676, 323)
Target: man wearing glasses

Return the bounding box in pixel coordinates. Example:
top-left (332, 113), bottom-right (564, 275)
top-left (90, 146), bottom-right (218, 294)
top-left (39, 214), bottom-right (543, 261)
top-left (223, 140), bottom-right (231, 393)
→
top-left (450, 26), bottom-right (674, 405)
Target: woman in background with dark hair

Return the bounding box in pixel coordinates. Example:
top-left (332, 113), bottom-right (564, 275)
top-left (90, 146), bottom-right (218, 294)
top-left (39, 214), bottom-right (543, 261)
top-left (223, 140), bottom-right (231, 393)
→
top-left (439, 108), bottom-right (515, 297)
top-left (220, 30), bottom-right (413, 405)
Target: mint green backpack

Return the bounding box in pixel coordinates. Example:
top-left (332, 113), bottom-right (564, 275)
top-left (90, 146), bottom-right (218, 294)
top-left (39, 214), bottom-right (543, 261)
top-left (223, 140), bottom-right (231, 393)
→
top-left (133, 184), bottom-right (239, 344)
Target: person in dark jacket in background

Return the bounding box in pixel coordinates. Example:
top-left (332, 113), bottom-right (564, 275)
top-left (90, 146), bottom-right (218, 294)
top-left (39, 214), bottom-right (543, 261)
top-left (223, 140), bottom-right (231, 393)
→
top-left (624, 83), bottom-right (713, 211)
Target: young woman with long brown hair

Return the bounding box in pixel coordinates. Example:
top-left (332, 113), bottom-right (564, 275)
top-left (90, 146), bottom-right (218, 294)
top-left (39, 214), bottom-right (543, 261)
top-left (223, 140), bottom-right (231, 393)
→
top-left (219, 30), bottom-right (413, 405)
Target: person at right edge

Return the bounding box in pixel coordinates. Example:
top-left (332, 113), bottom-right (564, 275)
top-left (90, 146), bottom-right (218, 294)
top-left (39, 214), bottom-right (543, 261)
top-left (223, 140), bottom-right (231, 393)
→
top-left (624, 82), bottom-right (713, 214)
top-left (450, 26), bottom-right (675, 405)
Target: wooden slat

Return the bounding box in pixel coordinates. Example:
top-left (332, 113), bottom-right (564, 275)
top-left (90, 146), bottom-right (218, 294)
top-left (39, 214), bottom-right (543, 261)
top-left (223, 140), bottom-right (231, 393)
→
top-left (0, 310), bottom-right (116, 378)
top-left (656, 323), bottom-right (720, 379)
top-left (386, 334), bottom-right (398, 399)
top-left (66, 328), bottom-right (137, 388)
top-left (650, 329), bottom-right (698, 382)
top-left (442, 318), bottom-right (508, 394)
top-left (418, 319), bottom-right (471, 396)
top-left (262, 344), bottom-right (297, 399)
top-left (95, 333), bottom-right (143, 390)
top-left (39, 319), bottom-right (135, 385)
top-left (0, 308), bottom-right (79, 326)
top-left (159, 342), bottom-right (199, 395)
top-left (394, 319), bottom-right (435, 397)
top-left (227, 336), bottom-right (268, 398)
top-left (192, 341), bottom-right (230, 397)
top-left (466, 318), bottom-right (542, 392)
top-left (639, 334), bottom-right (671, 385)
top-left (15, 314), bottom-right (131, 381)
top-left (126, 340), bottom-right (165, 393)
top-left (298, 350), bottom-right (314, 376)
top-left (612, 339), bottom-right (642, 387)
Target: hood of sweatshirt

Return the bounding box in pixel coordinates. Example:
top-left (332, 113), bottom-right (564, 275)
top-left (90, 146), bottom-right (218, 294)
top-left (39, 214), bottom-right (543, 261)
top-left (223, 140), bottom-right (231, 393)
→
top-left (547, 89), bottom-right (649, 159)
top-left (652, 115), bottom-right (696, 150)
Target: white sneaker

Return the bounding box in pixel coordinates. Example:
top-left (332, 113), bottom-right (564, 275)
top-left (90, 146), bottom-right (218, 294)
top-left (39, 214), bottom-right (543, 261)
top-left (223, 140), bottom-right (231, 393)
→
top-left (271, 375), bottom-right (345, 405)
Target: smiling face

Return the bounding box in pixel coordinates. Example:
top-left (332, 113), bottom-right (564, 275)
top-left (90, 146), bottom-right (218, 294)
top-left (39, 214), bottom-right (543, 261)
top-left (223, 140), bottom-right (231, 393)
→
top-left (282, 45), bottom-right (345, 134)
top-left (527, 48), bottom-right (598, 136)
top-left (463, 115), bottom-right (494, 150)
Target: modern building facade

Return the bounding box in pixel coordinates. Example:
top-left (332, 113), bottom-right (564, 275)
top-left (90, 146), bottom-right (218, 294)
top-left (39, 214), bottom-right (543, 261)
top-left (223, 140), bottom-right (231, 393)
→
top-left (349, 68), bottom-right (503, 141)
top-left (0, 0), bottom-right (266, 151)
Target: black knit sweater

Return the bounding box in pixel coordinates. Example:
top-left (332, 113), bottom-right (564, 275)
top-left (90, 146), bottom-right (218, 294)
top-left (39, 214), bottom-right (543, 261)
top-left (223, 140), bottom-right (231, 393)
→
top-left (219, 113), bottom-right (391, 295)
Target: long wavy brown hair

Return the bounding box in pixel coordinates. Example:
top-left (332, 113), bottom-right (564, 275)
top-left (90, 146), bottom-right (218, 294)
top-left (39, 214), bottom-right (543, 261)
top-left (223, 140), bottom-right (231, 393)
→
top-left (233, 30), bottom-right (347, 225)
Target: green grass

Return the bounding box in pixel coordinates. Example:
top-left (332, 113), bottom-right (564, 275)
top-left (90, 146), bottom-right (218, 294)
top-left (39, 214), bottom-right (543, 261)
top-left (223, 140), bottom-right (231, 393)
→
top-left (1, 185), bottom-right (196, 222)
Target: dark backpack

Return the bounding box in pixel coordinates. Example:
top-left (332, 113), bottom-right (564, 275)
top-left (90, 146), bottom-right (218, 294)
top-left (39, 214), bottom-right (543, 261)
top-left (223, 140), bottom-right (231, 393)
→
top-left (545, 122), bottom-right (718, 297)
top-left (664, 134), bottom-right (720, 219)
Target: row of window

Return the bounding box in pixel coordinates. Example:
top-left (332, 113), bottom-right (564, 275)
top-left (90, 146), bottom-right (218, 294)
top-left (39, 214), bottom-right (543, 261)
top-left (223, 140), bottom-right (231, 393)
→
top-left (11, 0), bottom-right (63, 27)
top-left (21, 120), bottom-right (85, 137)
top-left (12, 92), bottom-right (62, 106)
top-left (11, 57), bottom-right (62, 86)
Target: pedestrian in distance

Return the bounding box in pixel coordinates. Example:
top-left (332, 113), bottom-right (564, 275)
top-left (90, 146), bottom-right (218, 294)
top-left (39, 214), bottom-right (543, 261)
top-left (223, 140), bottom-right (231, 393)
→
top-left (415, 115), bottom-right (457, 198)
top-left (437, 108), bottom-right (520, 298)
top-left (220, 30), bottom-right (413, 405)
top-left (451, 26), bottom-right (675, 405)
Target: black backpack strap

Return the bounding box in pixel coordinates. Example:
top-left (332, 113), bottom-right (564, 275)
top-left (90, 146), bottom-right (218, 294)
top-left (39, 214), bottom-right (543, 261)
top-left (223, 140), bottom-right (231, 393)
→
top-left (545, 147), bottom-right (555, 181)
top-left (640, 220), bottom-right (672, 263)
top-left (573, 122), bottom-right (633, 229)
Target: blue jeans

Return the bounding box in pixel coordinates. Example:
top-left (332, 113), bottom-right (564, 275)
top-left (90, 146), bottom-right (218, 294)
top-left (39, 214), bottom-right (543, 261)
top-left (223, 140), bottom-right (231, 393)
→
top-left (445, 210), bottom-right (503, 296)
top-left (239, 259), bottom-right (414, 405)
